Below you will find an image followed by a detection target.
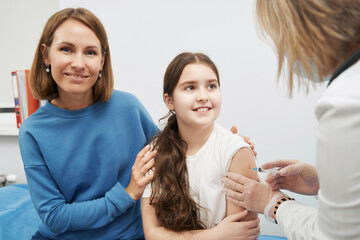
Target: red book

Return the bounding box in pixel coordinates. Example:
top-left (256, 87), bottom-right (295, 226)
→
top-left (11, 70), bottom-right (39, 128)
top-left (11, 71), bottom-right (22, 128)
top-left (24, 70), bottom-right (39, 116)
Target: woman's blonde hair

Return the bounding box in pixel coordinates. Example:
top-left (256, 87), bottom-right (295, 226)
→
top-left (256, 0), bottom-right (360, 96)
top-left (30, 8), bottom-right (114, 101)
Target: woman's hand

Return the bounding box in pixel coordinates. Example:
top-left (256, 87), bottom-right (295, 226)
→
top-left (222, 173), bottom-right (276, 214)
top-left (230, 126), bottom-right (257, 158)
top-left (213, 210), bottom-right (260, 240)
top-left (126, 145), bottom-right (157, 201)
top-left (263, 160), bottom-right (319, 195)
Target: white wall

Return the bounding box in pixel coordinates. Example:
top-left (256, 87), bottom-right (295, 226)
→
top-left (0, 0), bottom-right (59, 184)
top-left (0, 136), bottom-right (25, 182)
top-left (0, 0), bottom-right (59, 108)
top-left (58, 0), bottom-right (325, 236)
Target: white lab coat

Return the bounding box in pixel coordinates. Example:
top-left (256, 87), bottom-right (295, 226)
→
top-left (277, 61), bottom-right (360, 240)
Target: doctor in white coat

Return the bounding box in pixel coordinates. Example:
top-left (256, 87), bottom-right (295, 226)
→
top-left (222, 0), bottom-right (360, 239)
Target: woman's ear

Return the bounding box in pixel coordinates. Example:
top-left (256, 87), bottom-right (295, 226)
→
top-left (41, 44), bottom-right (49, 65)
top-left (163, 93), bottom-right (174, 111)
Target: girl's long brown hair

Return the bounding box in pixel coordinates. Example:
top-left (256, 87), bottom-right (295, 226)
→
top-left (150, 52), bottom-right (219, 231)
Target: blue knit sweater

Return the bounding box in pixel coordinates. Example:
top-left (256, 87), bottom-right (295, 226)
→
top-left (19, 90), bottom-right (158, 239)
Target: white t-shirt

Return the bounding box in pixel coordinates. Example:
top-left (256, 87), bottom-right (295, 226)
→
top-left (142, 123), bottom-right (252, 228)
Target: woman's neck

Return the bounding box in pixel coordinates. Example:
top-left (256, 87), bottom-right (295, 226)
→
top-left (179, 123), bottom-right (215, 156)
top-left (51, 92), bottom-right (94, 110)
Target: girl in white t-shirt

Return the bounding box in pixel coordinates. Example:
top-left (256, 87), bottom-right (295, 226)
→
top-left (141, 52), bottom-right (259, 240)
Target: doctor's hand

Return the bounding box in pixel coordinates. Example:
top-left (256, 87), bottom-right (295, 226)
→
top-left (126, 145), bottom-right (157, 201)
top-left (213, 210), bottom-right (260, 240)
top-left (230, 126), bottom-right (257, 158)
top-left (263, 160), bottom-right (319, 195)
top-left (222, 173), bottom-right (278, 214)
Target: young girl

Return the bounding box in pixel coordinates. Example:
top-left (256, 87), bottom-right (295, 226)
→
top-left (141, 52), bottom-right (259, 239)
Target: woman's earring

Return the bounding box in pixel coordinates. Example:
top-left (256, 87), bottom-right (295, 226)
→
top-left (45, 65), bottom-right (50, 73)
top-left (171, 109), bottom-right (176, 115)
top-left (98, 70), bottom-right (102, 78)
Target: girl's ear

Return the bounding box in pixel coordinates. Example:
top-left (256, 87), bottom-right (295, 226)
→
top-left (163, 93), bottom-right (174, 111)
top-left (41, 44), bottom-right (50, 65)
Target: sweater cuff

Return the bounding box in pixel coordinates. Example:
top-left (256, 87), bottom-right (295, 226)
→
top-left (107, 182), bottom-right (136, 213)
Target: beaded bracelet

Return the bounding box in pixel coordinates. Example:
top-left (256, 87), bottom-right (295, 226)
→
top-left (274, 197), bottom-right (295, 224)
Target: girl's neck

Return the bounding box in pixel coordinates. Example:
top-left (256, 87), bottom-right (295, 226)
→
top-left (179, 123), bottom-right (215, 156)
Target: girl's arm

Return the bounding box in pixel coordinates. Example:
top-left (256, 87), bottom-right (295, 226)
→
top-left (226, 147), bottom-right (258, 221)
top-left (141, 198), bottom-right (260, 240)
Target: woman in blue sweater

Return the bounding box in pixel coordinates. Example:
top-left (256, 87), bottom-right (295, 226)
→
top-left (19, 8), bottom-right (158, 239)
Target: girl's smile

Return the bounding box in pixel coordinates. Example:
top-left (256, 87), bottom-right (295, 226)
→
top-left (165, 63), bottom-right (221, 132)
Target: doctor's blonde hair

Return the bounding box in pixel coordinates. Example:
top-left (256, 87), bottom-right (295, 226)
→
top-left (256, 0), bottom-right (360, 96)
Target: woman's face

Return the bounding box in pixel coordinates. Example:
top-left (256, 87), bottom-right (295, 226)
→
top-left (43, 19), bottom-right (104, 101)
top-left (165, 63), bottom-right (221, 131)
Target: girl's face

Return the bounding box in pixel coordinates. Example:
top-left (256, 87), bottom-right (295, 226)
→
top-left (42, 19), bottom-right (104, 101)
top-left (165, 63), bottom-right (221, 131)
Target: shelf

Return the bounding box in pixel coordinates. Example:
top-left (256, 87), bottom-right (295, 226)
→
top-left (0, 126), bottom-right (19, 136)
top-left (0, 113), bottom-right (19, 136)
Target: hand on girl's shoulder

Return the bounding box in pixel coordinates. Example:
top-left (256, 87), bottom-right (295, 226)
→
top-left (229, 125), bottom-right (257, 158)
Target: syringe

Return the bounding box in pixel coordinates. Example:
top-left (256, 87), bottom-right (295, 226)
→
top-left (252, 167), bottom-right (280, 176)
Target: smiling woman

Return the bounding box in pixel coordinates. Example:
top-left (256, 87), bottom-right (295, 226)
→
top-left (41, 19), bottom-right (105, 110)
top-left (29, 8), bottom-right (113, 106)
top-left (18, 8), bottom-right (159, 240)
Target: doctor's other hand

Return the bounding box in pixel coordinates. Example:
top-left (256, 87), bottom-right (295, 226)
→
top-left (262, 160), bottom-right (319, 195)
top-left (126, 145), bottom-right (157, 201)
top-left (222, 173), bottom-right (277, 214)
top-left (230, 126), bottom-right (257, 158)
top-left (214, 210), bottom-right (260, 240)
